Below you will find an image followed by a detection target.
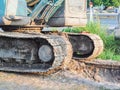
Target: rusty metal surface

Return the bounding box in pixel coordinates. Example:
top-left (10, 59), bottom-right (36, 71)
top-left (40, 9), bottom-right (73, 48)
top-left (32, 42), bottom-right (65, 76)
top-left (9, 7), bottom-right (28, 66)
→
top-left (26, 0), bottom-right (40, 6)
top-left (0, 25), bottom-right (43, 33)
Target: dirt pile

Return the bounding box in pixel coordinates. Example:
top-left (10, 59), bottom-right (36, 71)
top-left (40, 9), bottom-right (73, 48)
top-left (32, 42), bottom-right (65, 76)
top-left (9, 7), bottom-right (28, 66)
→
top-left (67, 59), bottom-right (120, 84)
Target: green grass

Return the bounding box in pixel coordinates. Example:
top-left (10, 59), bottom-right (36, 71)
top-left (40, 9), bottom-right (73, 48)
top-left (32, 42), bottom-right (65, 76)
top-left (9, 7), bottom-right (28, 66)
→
top-left (62, 22), bottom-right (120, 61)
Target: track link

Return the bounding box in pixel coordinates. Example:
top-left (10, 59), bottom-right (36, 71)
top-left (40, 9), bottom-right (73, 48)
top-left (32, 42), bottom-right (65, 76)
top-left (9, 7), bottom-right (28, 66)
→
top-left (68, 33), bottom-right (103, 60)
top-left (0, 32), bottom-right (72, 75)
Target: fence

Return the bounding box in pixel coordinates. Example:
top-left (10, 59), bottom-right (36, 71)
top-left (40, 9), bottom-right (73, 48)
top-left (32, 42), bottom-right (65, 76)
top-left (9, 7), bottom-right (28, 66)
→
top-left (87, 12), bottom-right (120, 28)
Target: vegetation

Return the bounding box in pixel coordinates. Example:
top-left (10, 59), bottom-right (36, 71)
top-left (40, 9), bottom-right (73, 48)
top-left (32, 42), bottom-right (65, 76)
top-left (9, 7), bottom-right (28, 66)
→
top-left (88, 0), bottom-right (120, 7)
top-left (112, 0), bottom-right (120, 7)
top-left (62, 22), bottom-right (120, 61)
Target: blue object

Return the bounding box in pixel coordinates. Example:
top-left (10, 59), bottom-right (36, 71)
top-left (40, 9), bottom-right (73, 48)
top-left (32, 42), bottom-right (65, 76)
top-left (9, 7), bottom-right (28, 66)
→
top-left (0, 0), bottom-right (27, 17)
top-left (0, 0), bottom-right (6, 16)
top-left (0, 0), bottom-right (30, 25)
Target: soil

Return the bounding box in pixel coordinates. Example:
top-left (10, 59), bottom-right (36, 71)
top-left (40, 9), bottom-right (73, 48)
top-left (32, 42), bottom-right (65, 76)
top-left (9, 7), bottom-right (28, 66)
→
top-left (0, 71), bottom-right (119, 90)
top-left (0, 59), bottom-right (120, 90)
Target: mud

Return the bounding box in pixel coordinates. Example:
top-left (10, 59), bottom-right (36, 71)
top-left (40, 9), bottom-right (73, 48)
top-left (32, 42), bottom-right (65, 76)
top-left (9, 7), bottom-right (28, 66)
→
top-left (67, 59), bottom-right (120, 84)
top-left (0, 59), bottom-right (119, 90)
top-left (0, 70), bottom-right (119, 90)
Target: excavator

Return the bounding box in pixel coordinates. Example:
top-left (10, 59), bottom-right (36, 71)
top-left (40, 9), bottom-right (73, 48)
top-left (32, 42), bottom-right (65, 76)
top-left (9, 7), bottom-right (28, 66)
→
top-left (0, 0), bottom-right (103, 74)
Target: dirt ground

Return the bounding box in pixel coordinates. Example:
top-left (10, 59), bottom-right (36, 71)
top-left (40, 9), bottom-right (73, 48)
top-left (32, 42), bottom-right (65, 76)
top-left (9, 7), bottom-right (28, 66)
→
top-left (0, 70), bottom-right (120, 90)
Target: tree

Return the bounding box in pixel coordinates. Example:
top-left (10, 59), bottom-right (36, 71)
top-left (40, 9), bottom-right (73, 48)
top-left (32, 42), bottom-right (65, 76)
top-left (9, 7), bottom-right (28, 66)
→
top-left (102, 0), bottom-right (112, 7)
top-left (112, 0), bottom-right (120, 7)
top-left (90, 0), bottom-right (120, 7)
top-left (93, 0), bottom-right (103, 6)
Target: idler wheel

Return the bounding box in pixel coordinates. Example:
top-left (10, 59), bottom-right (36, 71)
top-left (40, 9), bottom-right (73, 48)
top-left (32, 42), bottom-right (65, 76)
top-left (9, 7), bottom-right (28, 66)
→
top-left (38, 44), bottom-right (54, 63)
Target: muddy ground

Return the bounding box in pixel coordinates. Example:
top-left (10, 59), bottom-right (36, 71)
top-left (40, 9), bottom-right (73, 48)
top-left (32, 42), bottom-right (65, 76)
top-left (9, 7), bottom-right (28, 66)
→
top-left (0, 60), bottom-right (120, 90)
top-left (0, 70), bottom-right (119, 90)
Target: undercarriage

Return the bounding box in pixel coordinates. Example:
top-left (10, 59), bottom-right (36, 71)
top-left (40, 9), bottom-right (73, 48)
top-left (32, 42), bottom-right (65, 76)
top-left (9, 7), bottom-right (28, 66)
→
top-left (0, 0), bottom-right (104, 74)
top-left (0, 31), bottom-right (72, 74)
top-left (0, 26), bottom-right (103, 74)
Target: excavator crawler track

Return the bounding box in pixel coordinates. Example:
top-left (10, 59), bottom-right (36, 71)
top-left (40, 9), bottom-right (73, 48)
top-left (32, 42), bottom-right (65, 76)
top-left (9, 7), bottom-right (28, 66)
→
top-left (68, 33), bottom-right (103, 60)
top-left (0, 32), bottom-right (72, 75)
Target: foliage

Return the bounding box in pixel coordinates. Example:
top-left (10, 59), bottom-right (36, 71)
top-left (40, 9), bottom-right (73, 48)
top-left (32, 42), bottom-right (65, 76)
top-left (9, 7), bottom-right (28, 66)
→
top-left (93, 0), bottom-right (103, 6)
top-left (88, 0), bottom-right (120, 7)
top-left (112, 0), bottom-right (120, 7)
top-left (102, 0), bottom-right (112, 7)
top-left (62, 22), bottom-right (120, 61)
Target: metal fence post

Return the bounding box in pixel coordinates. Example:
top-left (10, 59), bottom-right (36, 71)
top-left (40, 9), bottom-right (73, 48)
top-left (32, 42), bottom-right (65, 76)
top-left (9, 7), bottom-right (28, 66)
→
top-left (89, 2), bottom-right (93, 22)
top-left (118, 13), bottom-right (120, 28)
top-left (118, 6), bottom-right (120, 28)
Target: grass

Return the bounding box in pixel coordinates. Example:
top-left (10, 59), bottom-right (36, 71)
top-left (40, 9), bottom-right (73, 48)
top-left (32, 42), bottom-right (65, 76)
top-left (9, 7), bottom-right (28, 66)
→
top-left (62, 22), bottom-right (120, 61)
